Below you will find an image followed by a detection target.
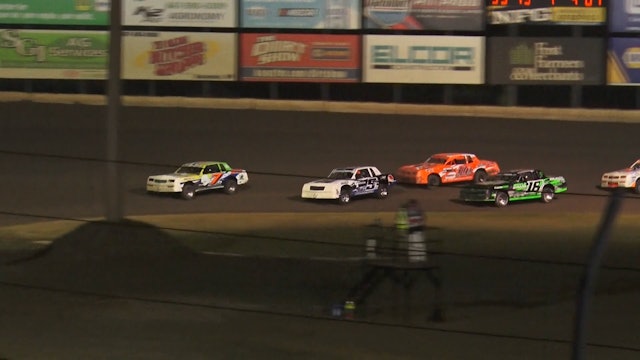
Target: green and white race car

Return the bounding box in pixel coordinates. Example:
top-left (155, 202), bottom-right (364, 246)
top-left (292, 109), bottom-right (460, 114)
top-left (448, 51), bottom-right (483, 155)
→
top-left (459, 169), bottom-right (567, 207)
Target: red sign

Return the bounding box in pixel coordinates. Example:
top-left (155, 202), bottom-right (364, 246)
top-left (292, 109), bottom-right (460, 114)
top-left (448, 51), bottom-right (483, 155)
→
top-left (240, 33), bottom-right (360, 82)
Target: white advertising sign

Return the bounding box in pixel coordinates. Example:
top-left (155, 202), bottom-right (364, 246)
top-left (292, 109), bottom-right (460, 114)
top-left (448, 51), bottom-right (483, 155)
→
top-left (122, 31), bottom-right (236, 81)
top-left (363, 35), bottom-right (485, 84)
top-left (123, 0), bottom-right (237, 27)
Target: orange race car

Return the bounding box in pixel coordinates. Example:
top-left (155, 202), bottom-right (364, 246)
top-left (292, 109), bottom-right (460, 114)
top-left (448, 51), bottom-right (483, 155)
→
top-left (395, 153), bottom-right (501, 186)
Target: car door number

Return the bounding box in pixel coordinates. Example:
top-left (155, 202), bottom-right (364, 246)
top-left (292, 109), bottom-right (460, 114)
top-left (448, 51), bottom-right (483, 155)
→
top-left (526, 181), bottom-right (541, 192)
top-left (358, 178), bottom-right (377, 191)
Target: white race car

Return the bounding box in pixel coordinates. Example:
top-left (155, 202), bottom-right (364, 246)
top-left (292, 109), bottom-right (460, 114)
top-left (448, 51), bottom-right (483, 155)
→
top-left (147, 161), bottom-right (249, 200)
top-left (301, 166), bottom-right (395, 205)
top-left (600, 159), bottom-right (640, 194)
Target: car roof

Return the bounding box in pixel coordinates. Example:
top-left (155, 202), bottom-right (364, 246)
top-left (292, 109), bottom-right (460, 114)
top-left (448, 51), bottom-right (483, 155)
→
top-left (332, 166), bottom-right (375, 171)
top-left (430, 153), bottom-right (475, 158)
top-left (180, 161), bottom-right (227, 168)
top-left (502, 169), bottom-right (537, 175)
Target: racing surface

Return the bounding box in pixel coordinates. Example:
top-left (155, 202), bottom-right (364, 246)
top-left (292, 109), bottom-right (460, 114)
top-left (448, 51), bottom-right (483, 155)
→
top-left (1, 102), bottom-right (640, 226)
top-left (1, 102), bottom-right (640, 359)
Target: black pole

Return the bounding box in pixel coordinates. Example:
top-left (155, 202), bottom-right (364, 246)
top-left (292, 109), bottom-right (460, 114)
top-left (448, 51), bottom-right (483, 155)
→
top-left (106, 0), bottom-right (123, 222)
top-left (571, 189), bottom-right (625, 360)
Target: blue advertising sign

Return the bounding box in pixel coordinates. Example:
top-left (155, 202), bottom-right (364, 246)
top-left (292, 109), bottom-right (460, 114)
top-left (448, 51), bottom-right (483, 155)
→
top-left (241, 0), bottom-right (360, 29)
top-left (609, 0), bottom-right (640, 32)
top-left (608, 38), bottom-right (640, 85)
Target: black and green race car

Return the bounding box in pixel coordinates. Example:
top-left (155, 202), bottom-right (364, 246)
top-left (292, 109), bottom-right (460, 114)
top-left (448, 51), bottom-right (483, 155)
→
top-left (459, 169), bottom-right (567, 207)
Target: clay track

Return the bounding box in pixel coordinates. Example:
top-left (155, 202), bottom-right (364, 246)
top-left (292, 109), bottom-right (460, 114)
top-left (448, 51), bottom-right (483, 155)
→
top-left (1, 102), bottom-right (639, 226)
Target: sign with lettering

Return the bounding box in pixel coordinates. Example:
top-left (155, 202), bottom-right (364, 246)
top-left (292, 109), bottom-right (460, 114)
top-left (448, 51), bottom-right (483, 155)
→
top-left (488, 37), bottom-right (604, 85)
top-left (0, 29), bottom-right (107, 79)
top-left (363, 35), bottom-right (484, 84)
top-left (122, 31), bottom-right (236, 80)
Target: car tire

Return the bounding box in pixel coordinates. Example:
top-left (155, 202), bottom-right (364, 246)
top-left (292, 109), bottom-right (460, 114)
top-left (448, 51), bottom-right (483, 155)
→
top-left (338, 187), bottom-right (351, 205)
top-left (495, 192), bottom-right (509, 207)
top-left (223, 179), bottom-right (238, 195)
top-left (376, 185), bottom-right (388, 199)
top-left (181, 184), bottom-right (196, 200)
top-left (473, 170), bottom-right (487, 184)
top-left (427, 174), bottom-right (441, 187)
top-left (541, 186), bottom-right (554, 203)
top-left (635, 179), bottom-right (640, 194)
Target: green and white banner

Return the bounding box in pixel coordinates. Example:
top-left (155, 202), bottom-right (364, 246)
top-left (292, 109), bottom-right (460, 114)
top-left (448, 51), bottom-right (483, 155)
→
top-left (0, 1), bottom-right (110, 25)
top-left (0, 29), bottom-right (108, 79)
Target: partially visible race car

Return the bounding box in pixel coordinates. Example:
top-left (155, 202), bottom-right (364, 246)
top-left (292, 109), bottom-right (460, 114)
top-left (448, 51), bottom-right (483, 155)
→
top-left (301, 166), bottom-right (395, 205)
top-left (599, 159), bottom-right (640, 194)
top-left (147, 161), bottom-right (249, 200)
top-left (394, 153), bottom-right (500, 186)
top-left (459, 169), bottom-right (567, 207)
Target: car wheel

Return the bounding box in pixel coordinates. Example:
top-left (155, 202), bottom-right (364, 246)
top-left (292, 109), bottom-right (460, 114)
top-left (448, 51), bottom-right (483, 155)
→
top-left (376, 185), bottom-right (388, 199)
top-left (541, 186), bottom-right (554, 203)
top-left (427, 174), bottom-right (441, 187)
top-left (635, 179), bottom-right (640, 194)
top-left (338, 188), bottom-right (351, 205)
top-left (181, 184), bottom-right (196, 200)
top-left (495, 192), bottom-right (509, 207)
top-left (223, 179), bottom-right (238, 195)
top-left (473, 170), bottom-right (487, 184)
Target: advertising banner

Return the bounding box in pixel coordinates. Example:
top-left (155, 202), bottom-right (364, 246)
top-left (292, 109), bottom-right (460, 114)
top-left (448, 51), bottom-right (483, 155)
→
top-left (240, 33), bottom-right (360, 82)
top-left (487, 37), bottom-right (604, 85)
top-left (363, 35), bottom-right (484, 84)
top-left (486, 0), bottom-right (607, 25)
top-left (122, 31), bottom-right (236, 81)
top-left (0, 29), bottom-right (107, 79)
top-left (609, 0), bottom-right (640, 32)
top-left (0, 0), bottom-right (110, 25)
top-left (363, 0), bottom-right (483, 31)
top-left (241, 0), bottom-right (360, 29)
top-left (123, 0), bottom-right (236, 27)
top-left (608, 38), bottom-right (640, 86)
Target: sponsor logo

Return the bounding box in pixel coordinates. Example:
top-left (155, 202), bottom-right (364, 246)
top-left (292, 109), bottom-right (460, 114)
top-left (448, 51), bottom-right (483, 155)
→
top-left (278, 8), bottom-right (319, 17)
top-left (250, 35), bottom-right (307, 65)
top-left (245, 6), bottom-right (267, 17)
top-left (133, 6), bottom-right (164, 22)
top-left (508, 42), bottom-right (585, 81)
top-left (371, 45), bottom-right (475, 70)
top-left (623, 47), bottom-right (640, 69)
top-left (0, 30), bottom-right (107, 62)
top-left (627, 0), bottom-right (640, 14)
top-left (149, 36), bottom-right (207, 76)
top-left (310, 46), bottom-right (351, 61)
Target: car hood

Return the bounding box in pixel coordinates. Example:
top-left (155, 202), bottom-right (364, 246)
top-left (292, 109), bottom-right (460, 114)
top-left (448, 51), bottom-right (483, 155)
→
top-left (305, 178), bottom-right (346, 185)
top-left (603, 168), bottom-right (639, 176)
top-left (149, 173), bottom-right (200, 181)
top-left (398, 163), bottom-right (438, 172)
top-left (467, 180), bottom-right (510, 189)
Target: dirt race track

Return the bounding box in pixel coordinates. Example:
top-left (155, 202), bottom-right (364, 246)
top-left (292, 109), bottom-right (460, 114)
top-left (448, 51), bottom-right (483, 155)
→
top-left (0, 100), bottom-right (639, 359)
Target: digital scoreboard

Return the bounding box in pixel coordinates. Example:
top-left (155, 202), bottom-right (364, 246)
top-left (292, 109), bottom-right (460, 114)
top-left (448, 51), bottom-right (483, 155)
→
top-left (487, 0), bottom-right (607, 25)
top-left (489, 0), bottom-right (604, 6)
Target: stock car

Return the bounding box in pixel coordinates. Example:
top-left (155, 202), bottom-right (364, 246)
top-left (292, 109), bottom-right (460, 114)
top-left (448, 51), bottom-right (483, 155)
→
top-left (394, 153), bottom-right (501, 186)
top-left (459, 169), bottom-right (568, 207)
top-left (300, 166), bottom-right (395, 205)
top-left (599, 159), bottom-right (640, 194)
top-left (146, 161), bottom-right (249, 200)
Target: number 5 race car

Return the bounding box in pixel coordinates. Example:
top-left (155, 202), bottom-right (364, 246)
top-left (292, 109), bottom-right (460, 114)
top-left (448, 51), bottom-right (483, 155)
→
top-left (301, 166), bottom-right (395, 205)
top-left (599, 159), bottom-right (640, 194)
top-left (146, 161), bottom-right (249, 200)
top-left (394, 153), bottom-right (500, 186)
top-left (459, 169), bottom-right (567, 207)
